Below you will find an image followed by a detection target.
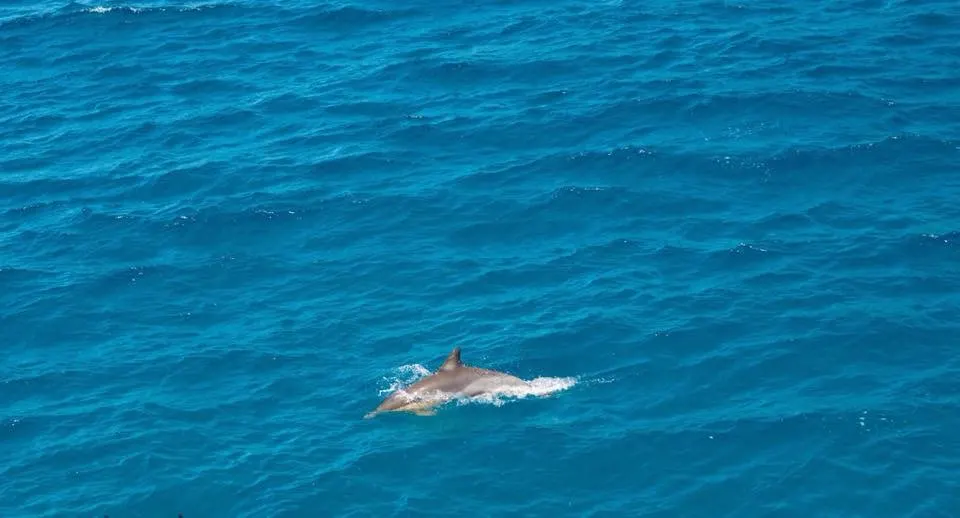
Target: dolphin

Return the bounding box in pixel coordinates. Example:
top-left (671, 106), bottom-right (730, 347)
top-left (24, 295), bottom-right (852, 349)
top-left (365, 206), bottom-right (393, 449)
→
top-left (364, 346), bottom-right (529, 419)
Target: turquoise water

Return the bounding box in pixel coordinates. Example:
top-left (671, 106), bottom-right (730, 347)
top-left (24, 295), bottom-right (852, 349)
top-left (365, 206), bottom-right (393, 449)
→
top-left (3, 0), bottom-right (960, 516)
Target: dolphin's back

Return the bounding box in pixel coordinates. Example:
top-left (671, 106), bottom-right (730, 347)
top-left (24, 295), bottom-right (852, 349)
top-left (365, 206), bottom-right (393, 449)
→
top-left (458, 371), bottom-right (527, 397)
top-left (409, 369), bottom-right (480, 394)
top-left (449, 366), bottom-right (527, 397)
top-left (409, 365), bottom-right (525, 397)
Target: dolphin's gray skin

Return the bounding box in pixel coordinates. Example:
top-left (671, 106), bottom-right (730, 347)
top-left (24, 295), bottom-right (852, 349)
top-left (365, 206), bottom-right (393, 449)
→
top-left (364, 346), bottom-right (529, 418)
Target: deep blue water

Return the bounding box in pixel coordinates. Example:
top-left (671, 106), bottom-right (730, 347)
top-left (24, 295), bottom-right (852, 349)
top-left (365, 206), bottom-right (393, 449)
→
top-left (3, 0), bottom-right (960, 516)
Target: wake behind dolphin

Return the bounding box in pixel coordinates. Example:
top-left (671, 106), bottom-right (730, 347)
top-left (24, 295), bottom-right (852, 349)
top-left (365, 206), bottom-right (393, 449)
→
top-left (364, 346), bottom-right (575, 418)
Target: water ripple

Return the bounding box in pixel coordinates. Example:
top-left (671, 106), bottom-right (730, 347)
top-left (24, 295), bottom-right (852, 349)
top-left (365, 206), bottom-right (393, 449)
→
top-left (3, 0), bottom-right (960, 516)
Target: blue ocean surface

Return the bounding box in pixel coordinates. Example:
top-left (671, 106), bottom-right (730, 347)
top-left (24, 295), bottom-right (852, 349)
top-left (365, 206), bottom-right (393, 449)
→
top-left (2, 0), bottom-right (959, 516)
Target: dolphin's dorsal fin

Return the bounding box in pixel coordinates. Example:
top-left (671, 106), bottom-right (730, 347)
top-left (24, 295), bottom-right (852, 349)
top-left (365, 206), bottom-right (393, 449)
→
top-left (439, 347), bottom-right (462, 372)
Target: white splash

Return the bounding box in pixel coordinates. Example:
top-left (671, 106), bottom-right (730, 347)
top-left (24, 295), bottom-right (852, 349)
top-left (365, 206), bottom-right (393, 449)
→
top-left (378, 363), bottom-right (577, 409)
top-left (377, 363), bottom-right (431, 397)
top-left (457, 376), bottom-right (578, 408)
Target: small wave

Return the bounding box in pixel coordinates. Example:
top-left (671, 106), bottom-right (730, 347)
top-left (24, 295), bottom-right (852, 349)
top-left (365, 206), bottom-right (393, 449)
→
top-left (86, 6), bottom-right (134, 14)
top-left (920, 231), bottom-right (960, 245)
top-left (0, 1), bottom-right (232, 29)
top-left (81, 3), bottom-right (219, 15)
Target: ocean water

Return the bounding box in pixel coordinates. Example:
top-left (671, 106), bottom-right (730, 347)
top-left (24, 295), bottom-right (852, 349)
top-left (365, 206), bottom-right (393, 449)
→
top-left (2, 0), bottom-right (959, 516)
